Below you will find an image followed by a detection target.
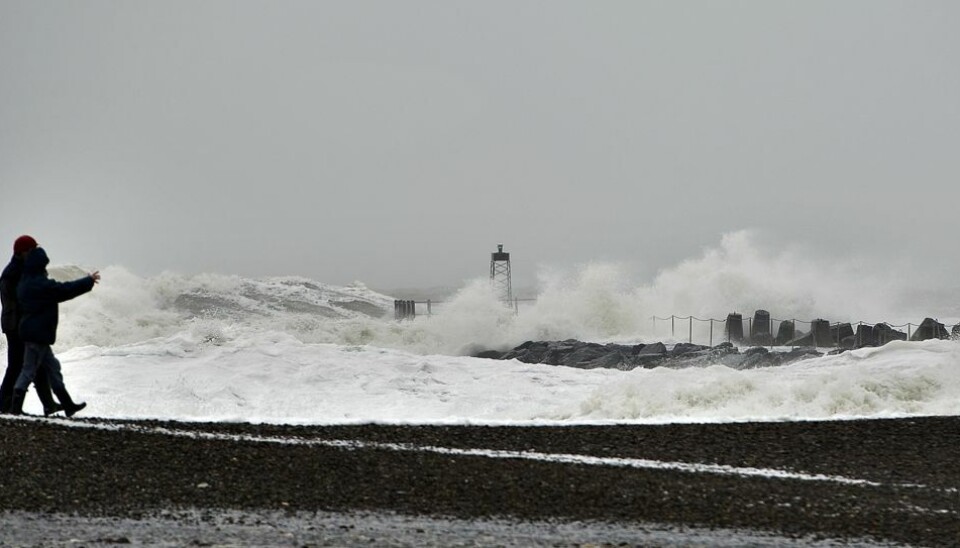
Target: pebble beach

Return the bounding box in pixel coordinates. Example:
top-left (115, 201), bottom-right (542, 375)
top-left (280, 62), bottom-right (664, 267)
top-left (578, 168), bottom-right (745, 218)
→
top-left (2, 415), bottom-right (958, 546)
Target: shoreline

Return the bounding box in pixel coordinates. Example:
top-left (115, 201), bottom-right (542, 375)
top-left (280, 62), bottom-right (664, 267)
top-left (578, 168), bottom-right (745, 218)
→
top-left (2, 415), bottom-right (958, 546)
top-left (0, 508), bottom-right (897, 547)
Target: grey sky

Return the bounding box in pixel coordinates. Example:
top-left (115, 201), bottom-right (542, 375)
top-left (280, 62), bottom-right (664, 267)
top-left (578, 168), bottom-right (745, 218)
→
top-left (1, 1), bottom-right (958, 291)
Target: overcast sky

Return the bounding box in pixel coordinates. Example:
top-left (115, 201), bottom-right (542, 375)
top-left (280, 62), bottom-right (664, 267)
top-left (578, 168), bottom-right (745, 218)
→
top-left (1, 1), bottom-right (957, 291)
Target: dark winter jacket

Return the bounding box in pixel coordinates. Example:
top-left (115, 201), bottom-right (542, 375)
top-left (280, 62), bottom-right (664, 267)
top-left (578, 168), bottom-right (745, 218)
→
top-left (17, 248), bottom-right (95, 345)
top-left (0, 255), bottom-right (25, 335)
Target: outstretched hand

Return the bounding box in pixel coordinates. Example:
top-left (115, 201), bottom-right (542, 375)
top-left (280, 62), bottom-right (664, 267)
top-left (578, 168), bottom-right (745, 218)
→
top-left (90, 271), bottom-right (101, 284)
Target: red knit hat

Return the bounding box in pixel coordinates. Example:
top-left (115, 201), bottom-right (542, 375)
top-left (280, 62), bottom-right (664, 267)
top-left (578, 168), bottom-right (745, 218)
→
top-left (13, 235), bottom-right (38, 255)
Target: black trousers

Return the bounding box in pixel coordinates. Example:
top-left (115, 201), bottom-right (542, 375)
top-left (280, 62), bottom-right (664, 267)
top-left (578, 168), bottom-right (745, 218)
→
top-left (1, 333), bottom-right (56, 413)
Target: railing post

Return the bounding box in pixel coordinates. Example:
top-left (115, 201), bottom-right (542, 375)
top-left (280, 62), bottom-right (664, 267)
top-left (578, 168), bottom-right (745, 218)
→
top-left (689, 317), bottom-right (693, 343)
top-left (671, 315), bottom-right (675, 338)
top-left (709, 319), bottom-right (714, 347)
top-left (908, 323), bottom-right (912, 340)
top-left (769, 317), bottom-right (774, 349)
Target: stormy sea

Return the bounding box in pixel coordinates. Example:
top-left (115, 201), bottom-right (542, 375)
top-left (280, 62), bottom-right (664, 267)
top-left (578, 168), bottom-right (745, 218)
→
top-left (3, 233), bottom-right (959, 546)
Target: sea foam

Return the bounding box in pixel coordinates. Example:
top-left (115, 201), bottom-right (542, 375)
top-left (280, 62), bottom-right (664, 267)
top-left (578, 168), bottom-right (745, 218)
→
top-left (35, 229), bottom-right (959, 356)
top-left (9, 230), bottom-right (958, 424)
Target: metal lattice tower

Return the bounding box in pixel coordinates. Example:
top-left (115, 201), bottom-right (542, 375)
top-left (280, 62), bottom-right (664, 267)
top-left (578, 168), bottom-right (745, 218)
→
top-left (490, 244), bottom-right (513, 304)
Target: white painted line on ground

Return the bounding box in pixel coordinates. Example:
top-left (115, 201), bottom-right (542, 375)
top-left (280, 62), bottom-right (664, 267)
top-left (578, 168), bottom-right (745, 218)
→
top-left (18, 416), bottom-right (894, 487)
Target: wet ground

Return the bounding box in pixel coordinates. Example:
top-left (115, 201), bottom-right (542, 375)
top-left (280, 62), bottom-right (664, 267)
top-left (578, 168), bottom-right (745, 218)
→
top-left (1, 509), bottom-right (900, 547)
top-left (1, 415), bottom-right (958, 546)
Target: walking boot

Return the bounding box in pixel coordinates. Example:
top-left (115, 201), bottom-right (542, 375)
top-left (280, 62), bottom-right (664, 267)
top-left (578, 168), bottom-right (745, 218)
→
top-left (64, 401), bottom-right (86, 417)
top-left (43, 402), bottom-right (64, 416)
top-left (9, 390), bottom-right (25, 416)
top-left (51, 385), bottom-right (87, 418)
top-left (34, 370), bottom-right (61, 417)
top-left (59, 394), bottom-right (86, 418)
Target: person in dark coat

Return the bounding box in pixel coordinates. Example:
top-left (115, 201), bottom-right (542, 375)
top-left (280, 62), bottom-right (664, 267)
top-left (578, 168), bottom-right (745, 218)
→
top-left (9, 246), bottom-right (100, 416)
top-left (0, 235), bottom-right (61, 415)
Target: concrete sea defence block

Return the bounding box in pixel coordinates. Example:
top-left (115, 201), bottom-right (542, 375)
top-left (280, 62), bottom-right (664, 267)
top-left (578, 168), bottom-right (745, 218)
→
top-left (726, 313), bottom-right (744, 343)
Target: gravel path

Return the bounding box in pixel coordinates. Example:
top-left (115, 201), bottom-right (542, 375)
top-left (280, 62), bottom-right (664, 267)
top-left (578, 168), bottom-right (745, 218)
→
top-left (1, 415), bottom-right (958, 546)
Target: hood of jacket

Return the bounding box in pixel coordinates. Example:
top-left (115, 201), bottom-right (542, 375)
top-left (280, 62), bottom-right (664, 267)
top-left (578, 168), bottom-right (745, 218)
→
top-left (23, 247), bottom-right (50, 276)
top-left (1, 254), bottom-right (23, 282)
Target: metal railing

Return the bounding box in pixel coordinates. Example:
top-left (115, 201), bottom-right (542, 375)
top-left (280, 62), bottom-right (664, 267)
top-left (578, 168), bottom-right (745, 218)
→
top-left (651, 315), bottom-right (959, 347)
top-left (392, 298), bottom-right (958, 347)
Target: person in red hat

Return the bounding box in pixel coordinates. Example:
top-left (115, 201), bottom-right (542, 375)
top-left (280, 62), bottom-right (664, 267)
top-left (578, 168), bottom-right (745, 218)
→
top-left (0, 236), bottom-right (62, 414)
top-left (10, 244), bottom-right (99, 416)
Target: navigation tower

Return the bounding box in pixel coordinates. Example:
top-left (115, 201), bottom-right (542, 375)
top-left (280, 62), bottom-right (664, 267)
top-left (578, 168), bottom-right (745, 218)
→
top-left (489, 244), bottom-right (513, 304)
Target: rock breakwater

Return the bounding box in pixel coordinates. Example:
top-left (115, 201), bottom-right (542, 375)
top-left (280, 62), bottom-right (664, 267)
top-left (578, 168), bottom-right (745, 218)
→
top-left (477, 340), bottom-right (823, 370)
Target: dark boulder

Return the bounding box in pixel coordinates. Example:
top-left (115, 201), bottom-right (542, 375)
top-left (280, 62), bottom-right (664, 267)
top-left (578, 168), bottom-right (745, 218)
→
top-left (636, 342), bottom-right (667, 356)
top-left (564, 343), bottom-right (634, 369)
top-left (741, 346), bottom-right (771, 369)
top-left (782, 347), bottom-right (823, 362)
top-left (670, 342), bottom-right (710, 357)
top-left (499, 341), bottom-right (550, 363)
top-left (630, 342), bottom-right (669, 368)
top-left (499, 340), bottom-right (645, 369)
top-left (489, 339), bottom-right (824, 371)
top-left (541, 339), bottom-right (582, 364)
